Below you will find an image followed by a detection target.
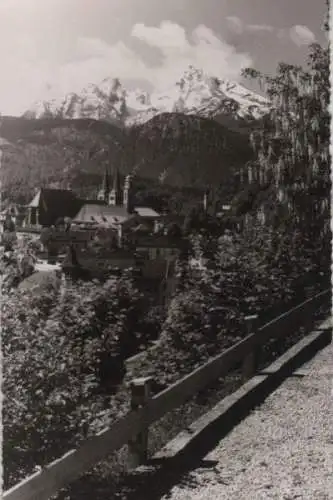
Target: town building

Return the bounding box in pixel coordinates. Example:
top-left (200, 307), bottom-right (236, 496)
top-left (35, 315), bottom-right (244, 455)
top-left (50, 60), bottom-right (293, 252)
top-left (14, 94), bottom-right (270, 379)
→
top-left (21, 167), bottom-right (185, 304)
top-left (72, 167), bottom-right (160, 246)
top-left (25, 188), bottom-right (82, 227)
top-left (23, 167), bottom-right (160, 237)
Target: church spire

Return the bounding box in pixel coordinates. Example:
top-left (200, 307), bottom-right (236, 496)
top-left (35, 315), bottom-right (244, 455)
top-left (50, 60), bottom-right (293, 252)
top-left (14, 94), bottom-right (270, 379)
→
top-left (123, 174), bottom-right (133, 213)
top-left (97, 167), bottom-right (110, 203)
top-left (109, 166), bottom-right (122, 206)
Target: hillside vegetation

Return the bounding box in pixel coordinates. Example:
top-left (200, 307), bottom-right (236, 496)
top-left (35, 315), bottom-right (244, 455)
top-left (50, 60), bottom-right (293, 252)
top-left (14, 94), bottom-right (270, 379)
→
top-left (0, 112), bottom-right (253, 205)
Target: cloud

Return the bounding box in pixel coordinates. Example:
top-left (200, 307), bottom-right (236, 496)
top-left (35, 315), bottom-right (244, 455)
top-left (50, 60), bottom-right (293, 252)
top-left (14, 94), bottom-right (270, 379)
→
top-left (247, 24), bottom-right (274, 33)
top-left (226, 15), bottom-right (315, 48)
top-left (131, 21), bottom-right (188, 51)
top-left (289, 25), bottom-right (316, 46)
top-left (131, 22), bottom-right (252, 88)
top-left (226, 16), bottom-right (274, 35)
top-left (0, 19), bottom-right (253, 115)
top-left (226, 16), bottom-right (244, 34)
top-left (50, 39), bottom-right (149, 96)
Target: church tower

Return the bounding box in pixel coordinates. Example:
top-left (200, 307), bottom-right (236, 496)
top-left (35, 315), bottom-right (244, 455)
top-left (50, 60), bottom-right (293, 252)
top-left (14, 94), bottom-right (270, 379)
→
top-left (97, 167), bottom-right (110, 203)
top-left (123, 174), bottom-right (133, 213)
top-left (108, 166), bottom-right (122, 206)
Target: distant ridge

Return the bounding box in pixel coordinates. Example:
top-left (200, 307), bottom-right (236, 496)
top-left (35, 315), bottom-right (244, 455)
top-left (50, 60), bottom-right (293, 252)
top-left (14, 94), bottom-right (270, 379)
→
top-left (23, 66), bottom-right (270, 127)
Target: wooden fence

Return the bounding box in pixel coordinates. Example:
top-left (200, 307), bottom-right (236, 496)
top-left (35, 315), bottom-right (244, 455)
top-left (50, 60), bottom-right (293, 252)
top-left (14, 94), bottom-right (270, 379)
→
top-left (4, 288), bottom-right (331, 500)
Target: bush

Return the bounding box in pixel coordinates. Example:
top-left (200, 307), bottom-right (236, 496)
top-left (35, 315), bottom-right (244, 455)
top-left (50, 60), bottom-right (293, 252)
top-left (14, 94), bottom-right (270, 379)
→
top-left (2, 269), bottom-right (147, 485)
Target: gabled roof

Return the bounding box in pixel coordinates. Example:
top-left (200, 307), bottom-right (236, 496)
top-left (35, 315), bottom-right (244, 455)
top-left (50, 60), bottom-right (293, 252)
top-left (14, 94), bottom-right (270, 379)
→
top-left (73, 204), bottom-right (134, 225)
top-left (28, 191), bottom-right (41, 208)
top-left (27, 188), bottom-right (78, 209)
top-left (134, 207), bottom-right (160, 218)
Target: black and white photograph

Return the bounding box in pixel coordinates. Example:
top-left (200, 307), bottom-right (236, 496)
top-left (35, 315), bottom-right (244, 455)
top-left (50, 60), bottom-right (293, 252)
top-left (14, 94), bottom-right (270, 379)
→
top-left (0, 1), bottom-right (331, 499)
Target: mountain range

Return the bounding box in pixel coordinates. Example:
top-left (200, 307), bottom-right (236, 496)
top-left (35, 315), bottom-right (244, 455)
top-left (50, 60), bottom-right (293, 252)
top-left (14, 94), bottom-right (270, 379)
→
top-left (0, 66), bottom-right (270, 207)
top-left (23, 66), bottom-right (270, 128)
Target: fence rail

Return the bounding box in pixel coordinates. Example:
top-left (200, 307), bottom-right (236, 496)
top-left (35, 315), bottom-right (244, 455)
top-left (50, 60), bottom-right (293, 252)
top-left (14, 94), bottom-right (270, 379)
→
top-left (4, 288), bottom-right (331, 500)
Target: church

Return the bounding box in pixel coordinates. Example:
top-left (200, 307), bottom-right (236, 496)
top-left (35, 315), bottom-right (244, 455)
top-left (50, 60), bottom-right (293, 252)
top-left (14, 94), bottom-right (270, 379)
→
top-left (24, 167), bottom-right (160, 246)
top-left (72, 168), bottom-right (161, 246)
top-left (74, 168), bottom-right (137, 226)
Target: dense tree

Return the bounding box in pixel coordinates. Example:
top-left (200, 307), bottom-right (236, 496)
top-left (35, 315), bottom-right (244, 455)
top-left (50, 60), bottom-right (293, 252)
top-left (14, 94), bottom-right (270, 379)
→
top-left (153, 18), bottom-right (331, 380)
top-left (242, 29), bottom-right (330, 251)
top-left (1, 245), bottom-right (156, 486)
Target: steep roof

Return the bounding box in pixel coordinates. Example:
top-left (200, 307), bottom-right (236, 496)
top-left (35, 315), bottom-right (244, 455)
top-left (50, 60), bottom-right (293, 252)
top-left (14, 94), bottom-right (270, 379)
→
top-left (112, 166), bottom-right (122, 193)
top-left (100, 167), bottom-right (111, 195)
top-left (28, 190), bottom-right (41, 208)
top-left (27, 188), bottom-right (78, 209)
top-left (73, 204), bottom-right (134, 225)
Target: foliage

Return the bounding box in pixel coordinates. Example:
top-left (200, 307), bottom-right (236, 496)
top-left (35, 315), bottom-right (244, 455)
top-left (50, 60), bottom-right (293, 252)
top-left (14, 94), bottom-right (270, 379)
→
top-left (139, 211), bottom-right (329, 389)
top-left (1, 238), bottom-right (37, 292)
top-left (242, 37), bottom-right (330, 245)
top-left (1, 108), bottom-right (252, 205)
top-left (1, 265), bottom-right (152, 485)
top-left (145, 32), bottom-right (332, 380)
top-left (129, 112), bottom-right (253, 188)
top-left (0, 118), bottom-right (124, 204)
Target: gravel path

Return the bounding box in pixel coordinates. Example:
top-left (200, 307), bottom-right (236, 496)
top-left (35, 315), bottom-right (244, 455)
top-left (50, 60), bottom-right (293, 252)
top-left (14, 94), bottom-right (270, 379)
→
top-left (162, 319), bottom-right (333, 500)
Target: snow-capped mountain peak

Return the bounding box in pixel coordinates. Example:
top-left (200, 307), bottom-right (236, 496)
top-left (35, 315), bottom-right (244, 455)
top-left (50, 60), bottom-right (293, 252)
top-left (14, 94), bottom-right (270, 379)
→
top-left (24, 67), bottom-right (270, 126)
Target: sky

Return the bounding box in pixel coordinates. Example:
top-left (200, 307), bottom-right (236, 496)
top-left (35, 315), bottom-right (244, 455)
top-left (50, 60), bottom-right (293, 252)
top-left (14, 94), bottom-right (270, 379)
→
top-left (0, 0), bottom-right (328, 116)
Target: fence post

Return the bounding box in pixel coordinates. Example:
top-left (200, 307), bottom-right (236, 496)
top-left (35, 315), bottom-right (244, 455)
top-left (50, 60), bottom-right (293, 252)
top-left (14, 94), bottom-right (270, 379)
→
top-left (127, 376), bottom-right (152, 470)
top-left (242, 314), bottom-right (259, 382)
